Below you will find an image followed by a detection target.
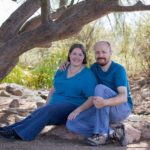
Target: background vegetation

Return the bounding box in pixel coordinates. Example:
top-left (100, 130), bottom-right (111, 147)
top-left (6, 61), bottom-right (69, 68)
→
top-left (2, 13), bottom-right (150, 89)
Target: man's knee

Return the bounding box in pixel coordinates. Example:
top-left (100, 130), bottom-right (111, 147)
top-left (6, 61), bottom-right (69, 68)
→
top-left (95, 84), bottom-right (107, 90)
top-left (94, 84), bottom-right (117, 98)
top-left (94, 84), bottom-right (107, 97)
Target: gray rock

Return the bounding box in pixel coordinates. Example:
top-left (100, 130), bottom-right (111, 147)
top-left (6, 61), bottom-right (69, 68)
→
top-left (125, 124), bottom-right (141, 144)
top-left (12, 89), bottom-right (23, 96)
top-left (9, 99), bottom-right (20, 108)
top-left (0, 90), bottom-right (10, 97)
top-left (36, 102), bottom-right (45, 108)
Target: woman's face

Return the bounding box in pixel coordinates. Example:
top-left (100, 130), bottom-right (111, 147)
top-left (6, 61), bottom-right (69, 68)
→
top-left (69, 48), bottom-right (85, 67)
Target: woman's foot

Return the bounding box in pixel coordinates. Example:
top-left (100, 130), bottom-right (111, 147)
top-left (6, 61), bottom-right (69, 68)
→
top-left (0, 129), bottom-right (20, 140)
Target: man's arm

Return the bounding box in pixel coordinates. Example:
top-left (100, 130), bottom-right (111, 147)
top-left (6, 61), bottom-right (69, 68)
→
top-left (59, 61), bottom-right (70, 71)
top-left (93, 86), bottom-right (127, 108)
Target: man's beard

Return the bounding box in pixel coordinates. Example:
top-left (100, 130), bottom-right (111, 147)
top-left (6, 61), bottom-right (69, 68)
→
top-left (96, 58), bottom-right (109, 66)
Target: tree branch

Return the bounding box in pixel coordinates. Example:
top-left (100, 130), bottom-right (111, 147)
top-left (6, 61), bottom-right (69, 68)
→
top-left (0, 0), bottom-right (41, 43)
top-left (112, 1), bottom-right (150, 12)
top-left (40, 0), bottom-right (52, 24)
top-left (70, 0), bottom-right (75, 6)
top-left (20, 6), bottom-right (67, 33)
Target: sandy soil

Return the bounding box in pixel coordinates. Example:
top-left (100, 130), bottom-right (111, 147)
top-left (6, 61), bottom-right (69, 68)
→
top-left (0, 134), bottom-right (150, 150)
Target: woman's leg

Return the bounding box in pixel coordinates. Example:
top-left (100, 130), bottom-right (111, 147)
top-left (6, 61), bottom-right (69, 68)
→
top-left (1, 102), bottom-right (77, 141)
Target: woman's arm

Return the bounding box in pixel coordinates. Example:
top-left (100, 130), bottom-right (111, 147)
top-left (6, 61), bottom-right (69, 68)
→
top-left (68, 97), bottom-right (94, 120)
top-left (46, 86), bottom-right (55, 104)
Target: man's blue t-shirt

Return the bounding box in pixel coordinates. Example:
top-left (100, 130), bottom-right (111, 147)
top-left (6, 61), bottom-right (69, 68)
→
top-left (90, 61), bottom-right (133, 110)
top-left (49, 67), bottom-right (97, 106)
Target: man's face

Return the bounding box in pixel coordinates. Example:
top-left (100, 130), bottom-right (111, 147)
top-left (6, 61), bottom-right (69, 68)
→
top-left (94, 43), bottom-right (112, 66)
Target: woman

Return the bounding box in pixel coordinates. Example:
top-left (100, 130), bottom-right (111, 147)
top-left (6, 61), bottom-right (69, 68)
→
top-left (0, 43), bottom-right (97, 141)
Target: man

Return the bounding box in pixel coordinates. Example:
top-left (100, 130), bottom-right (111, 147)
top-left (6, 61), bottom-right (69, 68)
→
top-left (66, 41), bottom-right (133, 146)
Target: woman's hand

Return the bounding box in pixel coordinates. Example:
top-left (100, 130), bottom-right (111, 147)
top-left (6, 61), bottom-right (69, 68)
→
top-left (59, 61), bottom-right (70, 71)
top-left (67, 108), bottom-right (82, 120)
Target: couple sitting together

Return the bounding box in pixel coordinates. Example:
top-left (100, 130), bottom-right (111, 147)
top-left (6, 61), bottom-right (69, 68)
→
top-left (0, 41), bottom-right (132, 146)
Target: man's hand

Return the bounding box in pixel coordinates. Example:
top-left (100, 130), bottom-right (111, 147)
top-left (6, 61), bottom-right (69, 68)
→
top-left (59, 61), bottom-right (70, 71)
top-left (68, 108), bottom-right (82, 120)
top-left (93, 96), bottom-right (107, 108)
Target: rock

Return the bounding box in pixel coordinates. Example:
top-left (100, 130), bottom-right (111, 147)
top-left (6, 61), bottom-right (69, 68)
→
top-left (5, 85), bottom-right (14, 94)
top-left (44, 125), bottom-right (83, 140)
top-left (7, 114), bottom-right (16, 125)
top-left (16, 107), bottom-right (36, 117)
top-left (15, 115), bottom-right (25, 122)
top-left (125, 124), bottom-right (141, 144)
top-left (0, 90), bottom-right (10, 97)
top-left (22, 89), bottom-right (38, 97)
top-left (3, 108), bottom-right (18, 114)
top-left (12, 89), bottom-right (23, 96)
top-left (6, 84), bottom-right (23, 96)
top-left (142, 128), bottom-right (150, 140)
top-left (9, 99), bottom-right (20, 108)
top-left (0, 83), bottom-right (8, 90)
top-left (38, 90), bottom-right (49, 100)
top-left (138, 78), bottom-right (146, 87)
top-left (36, 102), bottom-right (45, 108)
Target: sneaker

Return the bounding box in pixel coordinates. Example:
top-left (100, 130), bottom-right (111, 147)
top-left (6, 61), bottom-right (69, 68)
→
top-left (0, 130), bottom-right (18, 139)
top-left (85, 134), bottom-right (107, 146)
top-left (113, 124), bottom-right (128, 146)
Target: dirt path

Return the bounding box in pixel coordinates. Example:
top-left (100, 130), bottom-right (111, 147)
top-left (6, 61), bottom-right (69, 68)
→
top-left (0, 135), bottom-right (150, 150)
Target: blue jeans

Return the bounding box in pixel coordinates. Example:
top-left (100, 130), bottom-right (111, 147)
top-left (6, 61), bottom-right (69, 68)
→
top-left (66, 84), bottom-right (131, 137)
top-left (4, 102), bottom-right (77, 141)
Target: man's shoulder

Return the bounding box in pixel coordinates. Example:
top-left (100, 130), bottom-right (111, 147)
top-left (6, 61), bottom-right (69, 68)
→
top-left (112, 61), bottom-right (126, 71)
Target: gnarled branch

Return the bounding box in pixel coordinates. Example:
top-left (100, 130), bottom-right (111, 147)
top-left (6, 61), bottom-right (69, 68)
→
top-left (112, 1), bottom-right (150, 12)
top-left (40, 0), bottom-right (51, 23)
top-left (0, 0), bottom-right (41, 43)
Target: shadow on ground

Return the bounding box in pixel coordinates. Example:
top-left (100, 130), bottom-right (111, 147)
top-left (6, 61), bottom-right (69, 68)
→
top-left (0, 135), bottom-right (150, 150)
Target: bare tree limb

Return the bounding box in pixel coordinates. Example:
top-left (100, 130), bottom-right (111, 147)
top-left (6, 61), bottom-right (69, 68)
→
top-left (112, 1), bottom-right (150, 12)
top-left (70, 0), bottom-right (75, 6)
top-left (40, 0), bottom-right (51, 23)
top-left (59, 0), bottom-right (68, 7)
top-left (0, 0), bottom-right (41, 43)
top-left (20, 6), bottom-right (67, 33)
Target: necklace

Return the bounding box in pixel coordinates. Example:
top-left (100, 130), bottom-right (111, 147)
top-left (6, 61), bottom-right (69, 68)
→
top-left (68, 65), bottom-right (83, 75)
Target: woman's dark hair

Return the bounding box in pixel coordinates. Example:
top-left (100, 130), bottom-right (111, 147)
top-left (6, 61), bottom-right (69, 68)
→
top-left (67, 43), bottom-right (87, 64)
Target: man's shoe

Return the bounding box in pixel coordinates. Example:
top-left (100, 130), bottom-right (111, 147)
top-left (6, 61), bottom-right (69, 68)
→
top-left (84, 134), bottom-right (107, 146)
top-left (0, 130), bottom-right (18, 139)
top-left (113, 124), bottom-right (128, 146)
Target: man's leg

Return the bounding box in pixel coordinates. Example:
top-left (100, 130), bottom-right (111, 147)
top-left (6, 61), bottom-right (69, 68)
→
top-left (94, 84), bottom-right (131, 135)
